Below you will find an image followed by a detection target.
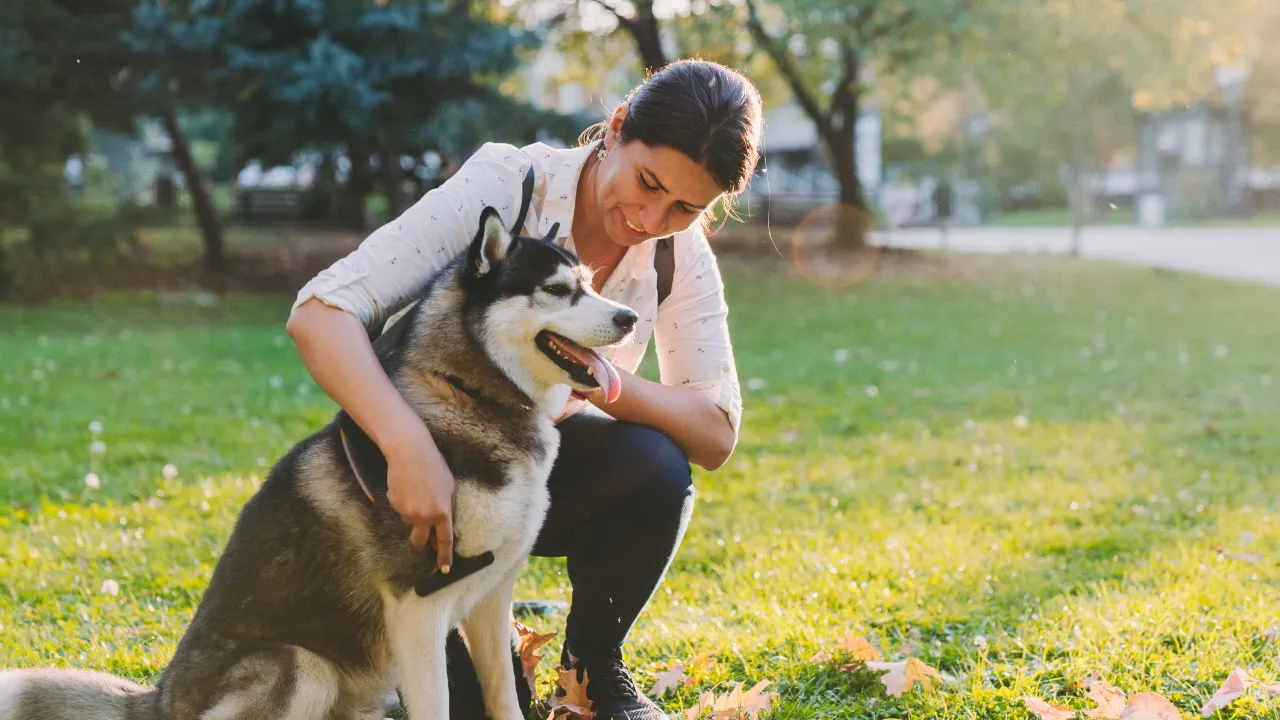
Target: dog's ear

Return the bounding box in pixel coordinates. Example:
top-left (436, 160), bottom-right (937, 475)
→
top-left (469, 207), bottom-right (512, 278)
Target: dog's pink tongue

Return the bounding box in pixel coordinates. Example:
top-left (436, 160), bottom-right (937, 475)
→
top-left (559, 343), bottom-right (621, 403)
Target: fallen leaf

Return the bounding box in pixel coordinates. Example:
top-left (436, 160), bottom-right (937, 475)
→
top-left (549, 667), bottom-right (593, 719)
top-left (807, 650), bottom-right (833, 664)
top-left (1023, 695), bottom-right (1076, 720)
top-left (651, 661), bottom-right (687, 699)
top-left (864, 658), bottom-right (942, 697)
top-left (836, 633), bottom-right (883, 663)
top-left (1118, 692), bottom-right (1179, 720)
top-left (686, 650), bottom-right (718, 671)
top-left (1082, 674), bottom-right (1126, 719)
top-left (1201, 668), bottom-right (1256, 716)
top-left (683, 680), bottom-right (776, 720)
top-left (513, 621), bottom-right (557, 695)
top-left (1200, 668), bottom-right (1280, 716)
top-left (1229, 552), bottom-right (1263, 563)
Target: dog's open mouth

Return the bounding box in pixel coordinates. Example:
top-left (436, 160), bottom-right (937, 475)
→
top-left (536, 330), bottom-right (621, 402)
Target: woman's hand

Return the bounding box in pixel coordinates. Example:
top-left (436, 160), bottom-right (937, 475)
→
top-left (384, 426), bottom-right (457, 573)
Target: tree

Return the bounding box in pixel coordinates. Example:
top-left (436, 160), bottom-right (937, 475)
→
top-left (209, 0), bottom-right (532, 227)
top-left (552, 0), bottom-right (669, 74)
top-left (0, 0), bottom-right (140, 296)
top-left (970, 0), bottom-right (1259, 249)
top-left (741, 0), bottom-right (973, 250)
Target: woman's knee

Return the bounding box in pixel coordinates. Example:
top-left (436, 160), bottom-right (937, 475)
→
top-left (609, 423), bottom-right (693, 501)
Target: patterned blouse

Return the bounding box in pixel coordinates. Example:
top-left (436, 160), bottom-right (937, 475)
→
top-left (291, 141), bottom-right (742, 435)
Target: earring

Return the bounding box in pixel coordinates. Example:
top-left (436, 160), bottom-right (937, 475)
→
top-left (597, 145), bottom-right (608, 160)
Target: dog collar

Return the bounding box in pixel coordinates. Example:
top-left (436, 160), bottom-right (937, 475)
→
top-left (434, 371), bottom-right (533, 412)
top-left (339, 424), bottom-right (377, 503)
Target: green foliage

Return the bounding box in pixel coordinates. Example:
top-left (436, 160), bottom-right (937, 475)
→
top-left (2, 258), bottom-right (1279, 718)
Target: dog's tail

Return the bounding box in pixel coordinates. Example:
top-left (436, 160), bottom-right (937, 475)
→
top-left (0, 669), bottom-right (155, 720)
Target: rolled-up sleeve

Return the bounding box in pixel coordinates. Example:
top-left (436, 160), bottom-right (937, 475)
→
top-left (653, 229), bottom-right (743, 437)
top-left (291, 142), bottom-right (531, 333)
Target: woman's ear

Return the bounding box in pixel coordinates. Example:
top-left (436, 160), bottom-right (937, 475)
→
top-left (603, 103), bottom-right (630, 150)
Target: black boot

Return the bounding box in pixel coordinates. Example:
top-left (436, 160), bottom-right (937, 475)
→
top-left (557, 645), bottom-right (667, 720)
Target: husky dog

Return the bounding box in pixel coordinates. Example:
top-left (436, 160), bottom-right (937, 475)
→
top-left (0, 207), bottom-right (637, 720)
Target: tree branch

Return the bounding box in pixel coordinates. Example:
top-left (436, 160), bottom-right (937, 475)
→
top-left (743, 0), bottom-right (828, 130)
top-left (588, 0), bottom-right (633, 30)
top-left (827, 41), bottom-right (859, 135)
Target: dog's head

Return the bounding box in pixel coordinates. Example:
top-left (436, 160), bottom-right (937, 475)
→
top-left (462, 207), bottom-right (637, 402)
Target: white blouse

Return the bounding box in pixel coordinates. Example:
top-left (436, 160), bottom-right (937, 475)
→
top-left (291, 141), bottom-right (743, 435)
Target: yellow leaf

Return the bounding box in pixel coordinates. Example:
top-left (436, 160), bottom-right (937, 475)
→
top-left (549, 667), bottom-right (593, 719)
top-left (1082, 674), bottom-right (1126, 720)
top-left (1118, 692), bottom-right (1179, 720)
top-left (1023, 695), bottom-right (1076, 720)
top-left (864, 658), bottom-right (942, 697)
top-left (650, 661), bottom-right (687, 699)
top-left (513, 621), bottom-right (557, 696)
top-left (836, 632), bottom-right (883, 663)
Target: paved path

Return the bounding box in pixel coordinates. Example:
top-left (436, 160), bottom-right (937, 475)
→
top-left (871, 226), bottom-right (1280, 286)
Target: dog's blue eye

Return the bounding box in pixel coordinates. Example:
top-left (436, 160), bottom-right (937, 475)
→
top-left (544, 284), bottom-right (573, 297)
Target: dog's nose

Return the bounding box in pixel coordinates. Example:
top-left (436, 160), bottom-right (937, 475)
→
top-left (613, 309), bottom-right (638, 332)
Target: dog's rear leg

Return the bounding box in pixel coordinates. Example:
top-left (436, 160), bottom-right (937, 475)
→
top-left (385, 594), bottom-right (450, 720)
top-left (459, 572), bottom-right (523, 720)
top-left (194, 645), bottom-right (339, 720)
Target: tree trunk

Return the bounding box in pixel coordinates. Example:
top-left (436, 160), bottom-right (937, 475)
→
top-left (0, 243), bottom-right (10, 300)
top-left (159, 109), bottom-right (224, 275)
top-left (824, 46), bottom-right (868, 251)
top-left (380, 146), bottom-right (406, 220)
top-left (629, 1), bottom-right (668, 74)
top-left (339, 144), bottom-right (372, 232)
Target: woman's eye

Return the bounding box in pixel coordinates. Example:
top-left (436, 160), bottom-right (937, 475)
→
top-left (544, 284), bottom-right (573, 297)
top-left (639, 173), bottom-right (658, 191)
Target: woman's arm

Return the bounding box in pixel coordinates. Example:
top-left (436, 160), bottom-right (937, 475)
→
top-left (577, 372), bottom-right (735, 470)
top-left (287, 298), bottom-right (457, 571)
top-left (283, 143), bottom-right (533, 568)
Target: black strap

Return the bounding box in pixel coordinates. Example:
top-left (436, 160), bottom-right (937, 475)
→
top-left (513, 163), bottom-right (535, 237)
top-left (654, 235), bottom-right (675, 306)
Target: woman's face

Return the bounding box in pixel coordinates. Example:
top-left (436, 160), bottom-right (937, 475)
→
top-left (592, 106), bottom-right (725, 248)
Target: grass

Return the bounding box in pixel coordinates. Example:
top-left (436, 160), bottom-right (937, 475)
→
top-left (985, 207), bottom-right (1136, 227)
top-left (986, 206), bottom-right (1280, 229)
top-left (2, 255), bottom-right (1279, 718)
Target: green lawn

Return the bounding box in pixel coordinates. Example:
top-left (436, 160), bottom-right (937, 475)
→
top-left (985, 207), bottom-right (1136, 227)
top-left (2, 256), bottom-right (1279, 718)
top-left (987, 206), bottom-right (1280, 229)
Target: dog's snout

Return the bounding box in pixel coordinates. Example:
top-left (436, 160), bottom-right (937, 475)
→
top-left (613, 308), bottom-right (638, 332)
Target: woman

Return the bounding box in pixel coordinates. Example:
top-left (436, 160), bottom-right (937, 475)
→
top-left (287, 59), bottom-right (763, 719)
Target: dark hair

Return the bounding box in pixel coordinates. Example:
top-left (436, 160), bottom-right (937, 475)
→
top-left (582, 59), bottom-right (764, 199)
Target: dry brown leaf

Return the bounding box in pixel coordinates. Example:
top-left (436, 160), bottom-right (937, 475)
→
top-left (650, 661), bottom-right (688, 699)
top-left (864, 658), bottom-right (942, 697)
top-left (1118, 692), bottom-right (1180, 720)
top-left (686, 650), bottom-right (718, 673)
top-left (836, 632), bottom-right (883, 663)
top-left (549, 667), bottom-right (593, 719)
top-left (1199, 667), bottom-right (1280, 716)
top-left (1023, 695), bottom-right (1076, 720)
top-left (683, 680), bottom-right (777, 720)
top-left (513, 621), bottom-right (557, 695)
top-left (807, 650), bottom-right (833, 664)
top-left (1200, 668), bottom-right (1256, 716)
top-left (1082, 674), bottom-right (1127, 719)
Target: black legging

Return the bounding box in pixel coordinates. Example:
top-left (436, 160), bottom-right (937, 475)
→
top-left (446, 410), bottom-right (695, 711)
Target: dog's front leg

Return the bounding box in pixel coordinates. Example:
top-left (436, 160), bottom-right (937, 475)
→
top-left (386, 593), bottom-right (451, 720)
top-left (459, 573), bottom-right (524, 720)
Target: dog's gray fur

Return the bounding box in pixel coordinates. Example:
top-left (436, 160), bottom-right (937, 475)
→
top-left (0, 208), bottom-right (636, 720)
